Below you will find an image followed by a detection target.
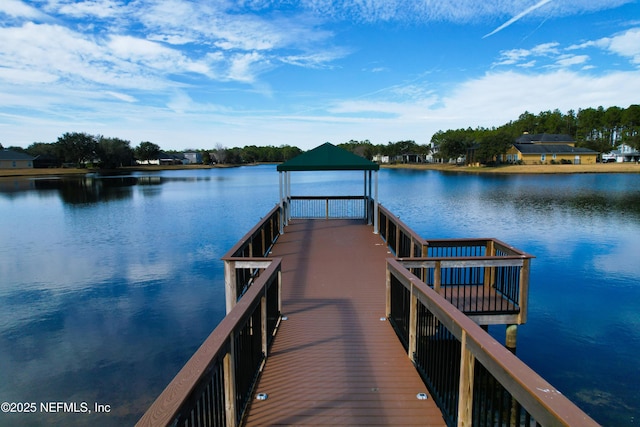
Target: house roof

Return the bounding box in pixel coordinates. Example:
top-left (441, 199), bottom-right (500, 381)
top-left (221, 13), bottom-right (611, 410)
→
top-left (0, 149), bottom-right (35, 161)
top-left (277, 142), bottom-right (380, 171)
top-left (515, 133), bottom-right (575, 144)
top-left (513, 144), bottom-right (597, 154)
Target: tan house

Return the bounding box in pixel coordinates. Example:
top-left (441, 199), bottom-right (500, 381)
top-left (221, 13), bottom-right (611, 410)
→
top-left (0, 149), bottom-right (34, 169)
top-left (504, 133), bottom-right (598, 165)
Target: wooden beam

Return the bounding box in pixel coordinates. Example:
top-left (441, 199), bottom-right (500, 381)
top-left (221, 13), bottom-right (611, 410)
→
top-left (457, 331), bottom-right (475, 427)
top-left (518, 257), bottom-right (530, 324)
top-left (224, 260), bottom-right (237, 313)
top-left (408, 284), bottom-right (418, 362)
top-left (224, 340), bottom-right (237, 427)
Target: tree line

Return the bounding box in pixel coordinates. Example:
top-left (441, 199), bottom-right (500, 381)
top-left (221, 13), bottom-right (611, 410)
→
top-left (3, 133), bottom-right (304, 169)
top-left (432, 105), bottom-right (640, 164)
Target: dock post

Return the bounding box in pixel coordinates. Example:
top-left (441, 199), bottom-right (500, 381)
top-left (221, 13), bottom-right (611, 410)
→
top-left (279, 172), bottom-right (285, 233)
top-left (373, 171), bottom-right (379, 233)
top-left (261, 293), bottom-right (268, 357)
top-left (223, 338), bottom-right (237, 427)
top-left (224, 260), bottom-right (237, 314)
top-left (506, 324), bottom-right (517, 354)
top-left (408, 283), bottom-right (418, 362)
top-left (385, 265), bottom-right (391, 318)
top-left (457, 331), bottom-right (475, 427)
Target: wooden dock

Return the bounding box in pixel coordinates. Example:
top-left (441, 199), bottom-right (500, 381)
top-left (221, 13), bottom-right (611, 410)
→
top-left (242, 219), bottom-right (446, 426)
top-left (137, 143), bottom-right (600, 427)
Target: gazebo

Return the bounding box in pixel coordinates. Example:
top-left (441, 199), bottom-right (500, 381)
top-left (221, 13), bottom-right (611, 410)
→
top-left (276, 142), bottom-right (380, 233)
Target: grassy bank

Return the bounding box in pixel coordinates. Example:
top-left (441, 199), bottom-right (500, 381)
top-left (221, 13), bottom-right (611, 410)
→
top-left (0, 164), bottom-right (227, 178)
top-left (383, 162), bottom-right (640, 174)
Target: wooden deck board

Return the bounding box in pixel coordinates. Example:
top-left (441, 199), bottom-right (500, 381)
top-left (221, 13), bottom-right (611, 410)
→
top-left (242, 220), bottom-right (446, 426)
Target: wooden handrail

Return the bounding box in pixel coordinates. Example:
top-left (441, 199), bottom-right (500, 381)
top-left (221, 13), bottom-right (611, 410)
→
top-left (222, 204), bottom-right (281, 260)
top-left (137, 258), bottom-right (282, 427)
top-left (425, 237), bottom-right (535, 259)
top-left (378, 204), bottom-right (428, 256)
top-left (289, 195), bottom-right (366, 200)
top-left (387, 258), bottom-right (599, 427)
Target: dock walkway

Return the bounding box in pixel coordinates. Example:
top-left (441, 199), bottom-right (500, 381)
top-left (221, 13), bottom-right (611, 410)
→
top-left (243, 219), bottom-right (446, 426)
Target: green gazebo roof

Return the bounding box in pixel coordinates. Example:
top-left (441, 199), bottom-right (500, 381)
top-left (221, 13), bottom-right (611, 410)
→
top-left (277, 142), bottom-right (379, 172)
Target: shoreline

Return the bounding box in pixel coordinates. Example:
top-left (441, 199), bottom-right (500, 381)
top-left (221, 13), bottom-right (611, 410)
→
top-left (382, 162), bottom-right (640, 174)
top-left (0, 164), bottom-right (232, 178)
top-left (1, 161), bottom-right (639, 178)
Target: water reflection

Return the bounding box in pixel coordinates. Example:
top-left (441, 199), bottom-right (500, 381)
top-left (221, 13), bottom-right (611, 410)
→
top-left (0, 167), bottom-right (276, 426)
top-left (0, 174), bottom-right (230, 205)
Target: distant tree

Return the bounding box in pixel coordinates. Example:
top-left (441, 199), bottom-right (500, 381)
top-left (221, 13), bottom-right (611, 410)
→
top-left (224, 147), bottom-right (242, 164)
top-left (602, 106), bottom-right (623, 147)
top-left (564, 109), bottom-right (578, 136)
top-left (241, 145), bottom-right (260, 163)
top-left (26, 142), bottom-right (57, 158)
top-left (431, 128), bottom-right (475, 162)
top-left (475, 130), bottom-right (513, 164)
top-left (516, 111), bottom-right (538, 134)
top-left (281, 145), bottom-right (302, 160)
top-left (97, 137), bottom-right (134, 168)
top-left (578, 137), bottom-right (612, 154)
top-left (577, 107), bottom-right (605, 143)
top-left (213, 143), bottom-right (227, 164)
top-left (621, 104), bottom-right (640, 150)
top-left (135, 141), bottom-right (160, 163)
top-left (339, 140), bottom-right (375, 159)
top-left (7, 146), bottom-right (28, 153)
top-left (201, 150), bottom-right (211, 165)
top-left (56, 132), bottom-right (97, 166)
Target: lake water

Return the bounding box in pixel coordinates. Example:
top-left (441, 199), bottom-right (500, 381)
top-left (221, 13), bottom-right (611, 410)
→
top-left (1, 165), bottom-right (638, 426)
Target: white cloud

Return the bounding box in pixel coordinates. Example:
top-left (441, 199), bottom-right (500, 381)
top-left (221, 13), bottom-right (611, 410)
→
top-left (0, 23), bottom-right (173, 90)
top-left (297, 0), bottom-right (631, 24)
top-left (107, 34), bottom-right (210, 75)
top-left (0, 0), bottom-right (49, 19)
top-left (555, 54), bottom-right (589, 68)
top-left (568, 27), bottom-right (640, 65)
top-left (531, 42), bottom-right (560, 56)
top-left (0, 67), bottom-right (58, 84)
top-left (495, 48), bottom-right (531, 66)
top-left (227, 51), bottom-right (269, 83)
top-left (106, 91), bottom-right (137, 102)
top-left (605, 28), bottom-right (640, 64)
top-left (280, 49), bottom-right (350, 68)
top-left (440, 70), bottom-right (640, 126)
top-left (56, 0), bottom-right (123, 19)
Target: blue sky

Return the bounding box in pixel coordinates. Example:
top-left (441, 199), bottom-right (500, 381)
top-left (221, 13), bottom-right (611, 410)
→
top-left (1, 0), bottom-right (639, 151)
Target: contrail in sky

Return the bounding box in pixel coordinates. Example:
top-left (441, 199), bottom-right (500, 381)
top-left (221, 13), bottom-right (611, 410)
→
top-left (483, 0), bottom-right (553, 38)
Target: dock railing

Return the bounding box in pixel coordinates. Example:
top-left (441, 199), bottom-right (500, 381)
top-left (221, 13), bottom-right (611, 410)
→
top-left (378, 205), bottom-right (534, 324)
top-left (137, 258), bottom-right (282, 427)
top-left (386, 258), bottom-right (598, 427)
top-left (378, 204), bottom-right (427, 257)
top-left (222, 205), bottom-right (282, 313)
top-left (288, 195), bottom-right (370, 220)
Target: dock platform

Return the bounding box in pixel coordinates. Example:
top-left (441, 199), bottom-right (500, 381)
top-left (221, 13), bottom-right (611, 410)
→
top-left (137, 143), bottom-right (600, 427)
top-left (243, 219), bottom-right (446, 426)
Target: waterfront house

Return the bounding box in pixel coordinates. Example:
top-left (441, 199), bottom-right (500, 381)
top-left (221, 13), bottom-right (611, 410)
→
top-left (515, 133), bottom-right (576, 145)
top-left (136, 151), bottom-right (183, 165)
top-left (0, 149), bottom-right (34, 169)
top-left (183, 152), bottom-right (203, 164)
top-left (372, 154), bottom-right (391, 163)
top-left (505, 133), bottom-right (598, 165)
top-left (602, 143), bottom-right (640, 163)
